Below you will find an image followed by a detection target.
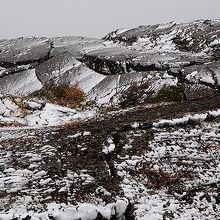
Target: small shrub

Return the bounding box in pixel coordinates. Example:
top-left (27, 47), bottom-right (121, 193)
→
top-left (31, 84), bottom-right (85, 109)
top-left (154, 85), bottom-right (185, 102)
top-left (62, 119), bottom-right (82, 129)
top-left (57, 86), bottom-right (85, 108)
top-left (0, 121), bottom-right (25, 128)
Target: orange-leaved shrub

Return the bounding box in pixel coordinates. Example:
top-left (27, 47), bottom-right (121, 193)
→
top-left (57, 86), bottom-right (85, 108)
top-left (31, 84), bottom-right (85, 109)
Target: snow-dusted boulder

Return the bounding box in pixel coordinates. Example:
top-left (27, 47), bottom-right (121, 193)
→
top-left (0, 37), bottom-right (51, 64)
top-left (0, 69), bottom-right (42, 96)
top-left (35, 52), bottom-right (80, 85)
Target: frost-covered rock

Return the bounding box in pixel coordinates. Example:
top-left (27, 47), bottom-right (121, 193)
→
top-left (35, 52), bottom-right (80, 85)
top-left (0, 20), bottom-right (220, 104)
top-left (0, 19), bottom-right (219, 124)
top-left (104, 19), bottom-right (220, 53)
top-left (0, 69), bottom-right (42, 96)
top-left (0, 99), bottom-right (8, 115)
top-left (24, 100), bottom-right (45, 111)
top-left (0, 98), bottom-right (20, 117)
top-left (0, 37), bottom-right (51, 64)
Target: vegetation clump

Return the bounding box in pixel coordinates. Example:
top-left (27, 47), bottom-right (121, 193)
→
top-left (154, 85), bottom-right (185, 102)
top-left (98, 105), bottom-right (118, 115)
top-left (118, 83), bottom-right (185, 109)
top-left (31, 84), bottom-right (85, 109)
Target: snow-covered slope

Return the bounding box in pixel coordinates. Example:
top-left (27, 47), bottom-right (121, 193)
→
top-left (1, 99), bottom-right (220, 219)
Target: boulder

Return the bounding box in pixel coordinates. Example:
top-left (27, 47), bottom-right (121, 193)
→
top-left (0, 69), bottom-right (42, 96)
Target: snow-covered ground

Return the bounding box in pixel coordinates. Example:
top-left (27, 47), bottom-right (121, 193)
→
top-left (0, 97), bottom-right (97, 128)
top-left (116, 114), bottom-right (220, 219)
top-left (0, 107), bottom-right (220, 219)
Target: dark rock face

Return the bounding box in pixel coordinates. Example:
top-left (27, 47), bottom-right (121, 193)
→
top-left (82, 48), bottom-right (175, 75)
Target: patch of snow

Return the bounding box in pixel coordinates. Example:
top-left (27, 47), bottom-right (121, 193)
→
top-left (102, 138), bottom-right (116, 154)
top-left (153, 109), bottom-right (220, 128)
top-left (209, 38), bottom-right (220, 47)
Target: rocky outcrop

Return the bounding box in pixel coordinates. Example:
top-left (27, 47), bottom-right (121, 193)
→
top-left (0, 37), bottom-right (52, 67)
top-left (104, 19), bottom-right (220, 53)
top-left (0, 20), bottom-right (220, 103)
top-left (35, 52), bottom-right (80, 85)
